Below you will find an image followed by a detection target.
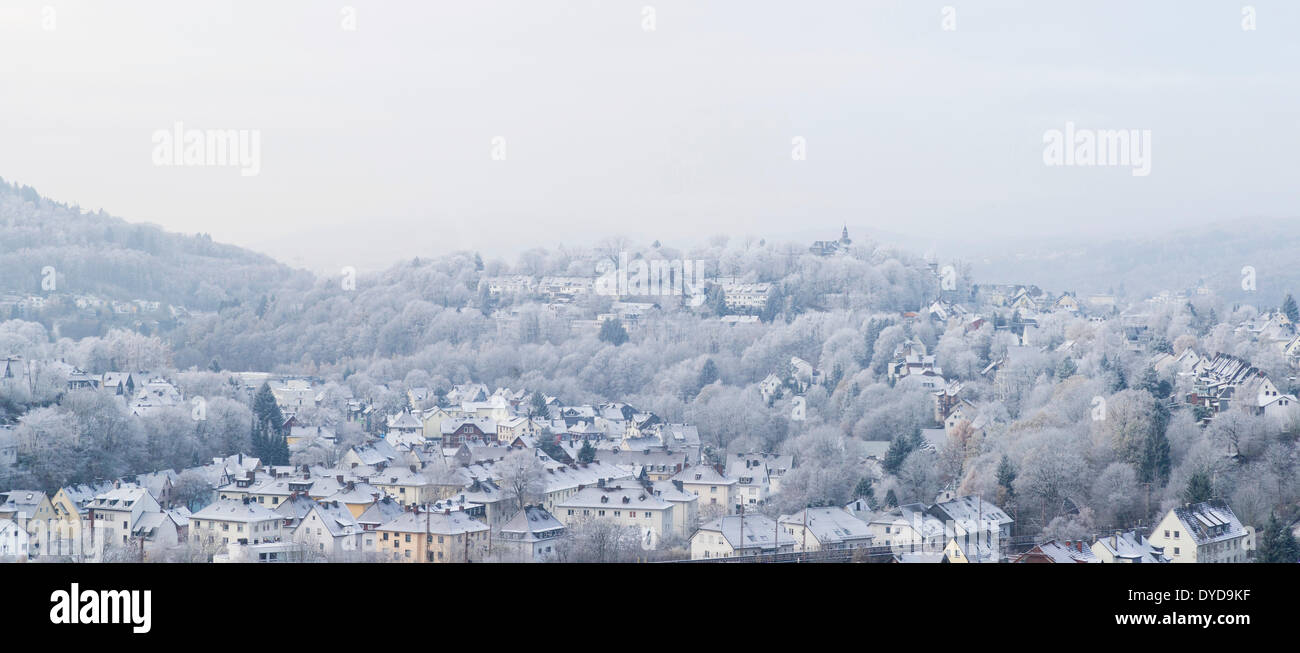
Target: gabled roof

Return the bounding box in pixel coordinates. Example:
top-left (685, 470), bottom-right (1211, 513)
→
top-left (697, 514), bottom-right (796, 551)
top-left (778, 507), bottom-right (874, 545)
top-left (1023, 540), bottom-right (1100, 563)
top-left (1093, 530), bottom-right (1171, 563)
top-left (377, 509), bottom-right (489, 535)
top-left (499, 506), bottom-right (565, 538)
top-left (1169, 500), bottom-right (1246, 546)
top-left (191, 499), bottom-right (282, 522)
top-left (672, 465), bottom-right (735, 486)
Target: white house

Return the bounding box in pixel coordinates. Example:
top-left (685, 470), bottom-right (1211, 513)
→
top-left (778, 506), bottom-right (874, 552)
top-left (497, 505), bottom-right (565, 562)
top-left (689, 514), bottom-right (796, 559)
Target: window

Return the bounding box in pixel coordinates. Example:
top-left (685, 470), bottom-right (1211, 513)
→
top-left (1174, 531), bottom-right (1180, 539)
top-left (1174, 547), bottom-right (1180, 555)
top-left (1163, 530), bottom-right (1169, 538)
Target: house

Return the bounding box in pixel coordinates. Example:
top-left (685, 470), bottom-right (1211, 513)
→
top-left (671, 465), bottom-right (737, 516)
top-left (497, 505), bottom-right (565, 562)
top-left (1013, 540), bottom-right (1101, 563)
top-left (788, 357), bottom-right (821, 391)
top-left (189, 498), bottom-right (285, 551)
top-left (291, 499), bottom-right (365, 559)
top-left (868, 503), bottom-right (946, 552)
top-left (689, 514), bottom-right (796, 559)
top-left (778, 507), bottom-right (874, 552)
top-left (496, 416), bottom-right (542, 443)
top-left (1147, 501), bottom-right (1252, 563)
top-left (321, 481), bottom-right (387, 518)
top-left (270, 379), bottom-right (315, 413)
top-left (86, 487), bottom-right (161, 548)
top-left (101, 372), bottom-right (137, 397)
top-left (0, 490), bottom-right (56, 555)
top-left (758, 373), bottom-right (783, 402)
top-left (556, 482), bottom-right (676, 541)
top-left (374, 507), bottom-right (491, 563)
top-left (0, 518), bottom-right (30, 560)
top-left (131, 509), bottom-right (190, 555)
top-left (809, 226), bottom-right (853, 257)
top-left (928, 495), bottom-right (1014, 552)
top-left (651, 480), bottom-right (699, 536)
top-left (370, 466), bottom-right (439, 507)
top-left (726, 455), bottom-right (773, 508)
top-left (1054, 293), bottom-right (1080, 312)
top-left (1091, 530), bottom-right (1171, 563)
top-left (942, 537), bottom-right (999, 563)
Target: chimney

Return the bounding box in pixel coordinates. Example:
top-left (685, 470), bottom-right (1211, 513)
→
top-left (337, 475), bottom-right (344, 485)
top-left (1113, 531), bottom-right (1120, 550)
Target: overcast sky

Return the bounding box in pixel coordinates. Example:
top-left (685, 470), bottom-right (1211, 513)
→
top-left (2, 1), bottom-right (1299, 272)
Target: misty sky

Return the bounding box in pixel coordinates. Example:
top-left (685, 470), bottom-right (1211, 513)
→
top-left (2, 1), bottom-right (1299, 272)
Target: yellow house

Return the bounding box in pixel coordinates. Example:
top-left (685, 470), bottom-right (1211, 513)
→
top-left (370, 467), bottom-right (438, 506)
top-left (1147, 501), bottom-right (1252, 563)
top-left (374, 508), bottom-right (491, 563)
top-left (671, 466), bottom-right (737, 516)
top-left (942, 537), bottom-right (998, 563)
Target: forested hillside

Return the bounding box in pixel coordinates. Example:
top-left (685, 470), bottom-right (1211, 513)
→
top-left (0, 178), bottom-right (310, 310)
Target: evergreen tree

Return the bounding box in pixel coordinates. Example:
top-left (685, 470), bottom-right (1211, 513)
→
top-left (853, 476), bottom-right (874, 501)
top-left (1256, 513), bottom-right (1300, 563)
top-left (577, 440), bottom-right (596, 464)
top-left (697, 358), bottom-right (720, 390)
top-left (1055, 357), bottom-right (1077, 381)
top-left (883, 432), bottom-right (920, 476)
top-left (705, 284), bottom-right (728, 317)
top-left (1138, 366), bottom-right (1161, 397)
top-left (996, 454), bottom-right (1017, 499)
top-left (251, 382), bottom-right (286, 464)
top-left (528, 390), bottom-right (548, 418)
top-left (1283, 293), bottom-right (1299, 324)
top-left (883, 488), bottom-right (898, 508)
top-left (598, 319), bottom-right (629, 346)
top-left (1183, 470), bottom-right (1214, 504)
top-left (1138, 428), bottom-right (1171, 486)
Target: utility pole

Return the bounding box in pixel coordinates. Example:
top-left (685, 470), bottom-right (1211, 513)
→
top-left (802, 506), bottom-right (808, 555)
top-left (738, 505), bottom-right (744, 558)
